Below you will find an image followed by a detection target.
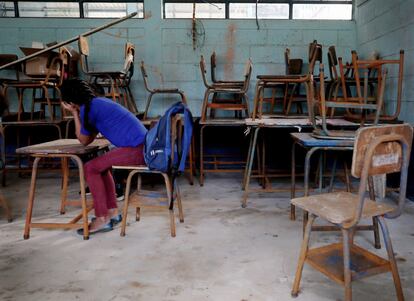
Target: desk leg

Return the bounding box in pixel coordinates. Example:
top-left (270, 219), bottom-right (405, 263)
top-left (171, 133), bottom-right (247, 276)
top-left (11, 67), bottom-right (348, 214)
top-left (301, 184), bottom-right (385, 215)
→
top-left (303, 147), bottom-right (320, 234)
top-left (24, 157), bottom-right (41, 240)
top-left (60, 157), bottom-right (69, 214)
top-left (242, 127), bottom-right (260, 208)
top-left (73, 156), bottom-right (89, 240)
top-left (290, 142), bottom-right (297, 220)
top-left (187, 136), bottom-right (195, 185)
top-left (199, 125), bottom-right (205, 186)
top-left (242, 127), bottom-right (255, 190)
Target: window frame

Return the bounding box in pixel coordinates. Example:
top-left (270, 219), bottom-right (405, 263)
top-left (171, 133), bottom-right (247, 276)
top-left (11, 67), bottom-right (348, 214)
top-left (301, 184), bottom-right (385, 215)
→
top-left (163, 0), bottom-right (353, 20)
top-left (1, 0), bottom-right (144, 18)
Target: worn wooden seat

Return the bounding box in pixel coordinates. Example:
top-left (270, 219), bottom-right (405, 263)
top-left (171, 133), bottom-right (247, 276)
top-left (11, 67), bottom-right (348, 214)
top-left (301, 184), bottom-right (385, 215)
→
top-left (291, 192), bottom-right (393, 225)
top-left (112, 116), bottom-right (184, 237)
top-left (291, 124), bottom-right (413, 301)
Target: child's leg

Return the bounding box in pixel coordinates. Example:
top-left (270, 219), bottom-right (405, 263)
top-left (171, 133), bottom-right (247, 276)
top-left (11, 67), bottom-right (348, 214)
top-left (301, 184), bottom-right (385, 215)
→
top-left (84, 145), bottom-right (145, 218)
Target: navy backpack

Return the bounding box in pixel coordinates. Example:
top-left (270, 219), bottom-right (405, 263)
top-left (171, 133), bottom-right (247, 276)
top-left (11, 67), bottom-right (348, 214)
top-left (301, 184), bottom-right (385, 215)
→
top-left (144, 101), bottom-right (193, 174)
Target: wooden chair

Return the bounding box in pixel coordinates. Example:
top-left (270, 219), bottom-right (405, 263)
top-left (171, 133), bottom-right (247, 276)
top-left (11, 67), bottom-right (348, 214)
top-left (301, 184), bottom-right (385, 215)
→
top-left (78, 36), bottom-right (137, 112)
top-left (141, 60), bottom-right (187, 120)
top-left (343, 50), bottom-right (404, 122)
top-left (311, 64), bottom-right (386, 139)
top-left (291, 123), bottom-right (413, 301)
top-left (3, 52), bottom-right (65, 121)
top-left (113, 116), bottom-right (184, 237)
top-left (284, 41), bottom-right (322, 115)
top-left (210, 51), bottom-right (244, 86)
top-left (200, 55), bottom-right (252, 122)
top-left (96, 42), bottom-right (137, 113)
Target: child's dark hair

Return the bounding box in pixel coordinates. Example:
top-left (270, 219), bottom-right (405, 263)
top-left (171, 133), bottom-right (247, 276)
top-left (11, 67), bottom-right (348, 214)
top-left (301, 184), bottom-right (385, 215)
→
top-left (61, 79), bottom-right (96, 133)
top-left (0, 89), bottom-right (8, 117)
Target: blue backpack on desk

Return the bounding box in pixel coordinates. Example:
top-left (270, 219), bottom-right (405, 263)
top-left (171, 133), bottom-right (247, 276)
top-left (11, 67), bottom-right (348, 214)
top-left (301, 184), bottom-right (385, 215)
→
top-left (144, 101), bottom-right (193, 173)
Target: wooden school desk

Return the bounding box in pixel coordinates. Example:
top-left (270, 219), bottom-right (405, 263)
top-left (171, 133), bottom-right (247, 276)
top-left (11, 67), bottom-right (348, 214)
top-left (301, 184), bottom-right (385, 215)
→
top-left (16, 138), bottom-right (110, 240)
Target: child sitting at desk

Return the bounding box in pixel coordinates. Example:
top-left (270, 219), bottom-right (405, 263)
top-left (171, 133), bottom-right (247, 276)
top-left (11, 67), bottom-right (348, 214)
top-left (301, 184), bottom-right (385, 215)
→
top-left (61, 79), bottom-right (147, 235)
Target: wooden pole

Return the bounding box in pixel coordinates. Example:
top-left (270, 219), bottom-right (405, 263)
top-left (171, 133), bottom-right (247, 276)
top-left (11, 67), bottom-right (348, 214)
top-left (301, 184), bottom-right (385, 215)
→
top-left (0, 11), bottom-right (137, 71)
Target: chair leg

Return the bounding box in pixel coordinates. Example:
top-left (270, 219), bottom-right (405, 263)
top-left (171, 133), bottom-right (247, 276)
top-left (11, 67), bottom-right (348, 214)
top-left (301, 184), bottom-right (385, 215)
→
top-left (291, 214), bottom-right (316, 297)
top-left (120, 170), bottom-right (137, 237)
top-left (59, 157), bottom-right (69, 214)
top-left (378, 216), bottom-right (405, 301)
top-left (200, 90), bottom-right (211, 122)
top-left (368, 176), bottom-right (381, 249)
top-left (163, 174), bottom-right (176, 237)
top-left (0, 194), bottom-right (12, 222)
top-left (175, 180), bottom-right (184, 223)
top-left (136, 207), bottom-right (141, 221)
top-left (342, 228), bottom-right (352, 301)
top-left (23, 157), bottom-right (41, 239)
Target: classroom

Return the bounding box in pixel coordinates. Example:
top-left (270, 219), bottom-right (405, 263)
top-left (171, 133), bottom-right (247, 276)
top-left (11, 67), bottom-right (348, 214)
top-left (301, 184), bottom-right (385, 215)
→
top-left (0, 1), bottom-right (414, 300)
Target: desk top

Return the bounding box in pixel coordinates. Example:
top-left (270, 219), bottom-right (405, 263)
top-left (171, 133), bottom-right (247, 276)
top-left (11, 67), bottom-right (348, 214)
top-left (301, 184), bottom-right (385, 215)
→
top-left (291, 132), bottom-right (354, 148)
top-left (1, 120), bottom-right (66, 126)
top-left (199, 119), bottom-right (247, 126)
top-left (246, 118), bottom-right (312, 127)
top-left (16, 138), bottom-right (110, 155)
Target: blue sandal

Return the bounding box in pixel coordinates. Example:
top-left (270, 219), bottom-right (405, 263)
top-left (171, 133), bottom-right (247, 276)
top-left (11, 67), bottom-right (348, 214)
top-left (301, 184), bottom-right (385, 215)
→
top-left (77, 220), bottom-right (113, 236)
top-left (91, 214), bottom-right (122, 226)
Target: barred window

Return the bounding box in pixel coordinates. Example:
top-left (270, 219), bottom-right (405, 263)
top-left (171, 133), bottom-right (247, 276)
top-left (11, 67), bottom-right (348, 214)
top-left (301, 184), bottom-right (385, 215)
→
top-left (163, 1), bottom-right (353, 20)
top-left (0, 1), bottom-right (144, 18)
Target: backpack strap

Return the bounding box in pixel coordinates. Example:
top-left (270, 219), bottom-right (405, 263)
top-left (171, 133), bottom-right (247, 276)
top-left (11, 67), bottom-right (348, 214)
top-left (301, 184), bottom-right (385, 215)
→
top-left (177, 106), bottom-right (193, 172)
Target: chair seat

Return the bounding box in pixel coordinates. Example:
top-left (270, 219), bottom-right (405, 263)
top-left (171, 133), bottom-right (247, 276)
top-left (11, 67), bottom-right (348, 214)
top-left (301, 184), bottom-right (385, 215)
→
top-left (291, 192), bottom-right (394, 224)
top-left (112, 165), bottom-right (149, 171)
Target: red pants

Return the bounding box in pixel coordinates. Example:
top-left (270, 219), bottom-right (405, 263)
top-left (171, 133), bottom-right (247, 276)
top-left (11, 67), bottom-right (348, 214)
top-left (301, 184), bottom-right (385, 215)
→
top-left (84, 144), bottom-right (145, 217)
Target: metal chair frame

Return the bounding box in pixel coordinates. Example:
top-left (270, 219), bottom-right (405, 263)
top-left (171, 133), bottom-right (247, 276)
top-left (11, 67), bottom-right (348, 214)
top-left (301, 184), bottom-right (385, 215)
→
top-left (291, 124), bottom-right (413, 301)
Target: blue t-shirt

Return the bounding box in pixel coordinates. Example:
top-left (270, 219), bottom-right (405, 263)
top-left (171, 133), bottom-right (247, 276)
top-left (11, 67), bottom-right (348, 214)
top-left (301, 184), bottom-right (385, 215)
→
top-left (80, 97), bottom-right (147, 147)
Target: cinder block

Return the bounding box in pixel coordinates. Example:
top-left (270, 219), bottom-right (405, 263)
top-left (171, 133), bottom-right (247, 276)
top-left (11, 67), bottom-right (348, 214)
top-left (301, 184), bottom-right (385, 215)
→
top-left (162, 29), bottom-right (191, 46)
top-left (268, 30), bottom-right (302, 46)
top-left (19, 28), bottom-right (56, 45)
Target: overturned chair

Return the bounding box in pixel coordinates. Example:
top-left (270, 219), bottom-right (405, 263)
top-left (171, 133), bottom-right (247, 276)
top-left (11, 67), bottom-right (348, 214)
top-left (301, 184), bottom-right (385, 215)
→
top-left (291, 124), bottom-right (413, 301)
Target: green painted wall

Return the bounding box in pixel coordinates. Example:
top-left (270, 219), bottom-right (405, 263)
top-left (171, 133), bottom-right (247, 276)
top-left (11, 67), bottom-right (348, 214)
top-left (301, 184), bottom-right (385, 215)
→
top-left (0, 0), bottom-right (356, 116)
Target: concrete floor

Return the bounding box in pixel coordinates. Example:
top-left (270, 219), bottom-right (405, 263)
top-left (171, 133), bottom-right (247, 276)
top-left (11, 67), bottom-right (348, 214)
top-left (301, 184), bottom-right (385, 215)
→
top-left (0, 173), bottom-right (414, 301)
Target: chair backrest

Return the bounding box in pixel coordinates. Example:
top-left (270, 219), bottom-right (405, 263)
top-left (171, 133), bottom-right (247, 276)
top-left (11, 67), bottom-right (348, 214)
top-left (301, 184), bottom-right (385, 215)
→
top-left (308, 42), bottom-right (322, 75)
top-left (347, 124), bottom-right (413, 225)
top-left (242, 58), bottom-right (253, 91)
top-left (210, 51), bottom-right (217, 83)
top-left (122, 42), bottom-right (135, 85)
top-left (144, 102), bottom-right (193, 173)
top-left (78, 35), bottom-right (90, 74)
top-left (199, 55), bottom-right (210, 88)
top-left (327, 45), bottom-right (338, 80)
top-left (0, 54), bottom-right (21, 80)
top-left (285, 48), bottom-right (303, 75)
top-left (140, 61), bottom-right (153, 93)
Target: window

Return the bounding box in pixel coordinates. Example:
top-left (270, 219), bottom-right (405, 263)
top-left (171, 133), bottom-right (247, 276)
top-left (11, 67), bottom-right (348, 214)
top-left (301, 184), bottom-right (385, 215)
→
top-left (229, 3), bottom-right (289, 19)
top-left (163, 1), bottom-right (353, 20)
top-left (83, 2), bottom-right (144, 18)
top-left (165, 2), bottom-right (225, 19)
top-left (0, 2), bottom-right (14, 17)
top-left (0, 1), bottom-right (144, 18)
top-left (293, 3), bottom-right (352, 20)
top-left (18, 2), bottom-right (79, 17)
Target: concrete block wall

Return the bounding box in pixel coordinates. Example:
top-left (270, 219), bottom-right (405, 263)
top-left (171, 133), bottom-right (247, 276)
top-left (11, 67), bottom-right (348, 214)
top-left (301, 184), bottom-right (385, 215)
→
top-left (355, 0), bottom-right (414, 123)
top-left (0, 0), bottom-right (356, 117)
